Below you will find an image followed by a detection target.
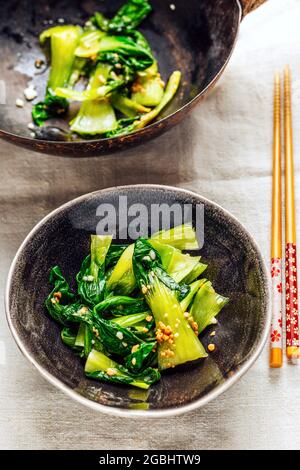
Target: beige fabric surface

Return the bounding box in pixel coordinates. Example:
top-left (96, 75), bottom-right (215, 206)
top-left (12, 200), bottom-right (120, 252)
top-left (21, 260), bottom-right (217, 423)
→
top-left (0, 0), bottom-right (300, 449)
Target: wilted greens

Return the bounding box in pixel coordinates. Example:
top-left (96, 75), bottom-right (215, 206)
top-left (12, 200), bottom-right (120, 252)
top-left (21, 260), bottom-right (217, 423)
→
top-left (45, 225), bottom-right (229, 390)
top-left (31, 0), bottom-right (181, 137)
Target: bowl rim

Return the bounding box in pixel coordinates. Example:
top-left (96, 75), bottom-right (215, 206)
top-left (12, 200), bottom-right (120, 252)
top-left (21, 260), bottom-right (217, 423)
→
top-left (0, 2), bottom-right (242, 148)
top-left (5, 183), bottom-right (271, 418)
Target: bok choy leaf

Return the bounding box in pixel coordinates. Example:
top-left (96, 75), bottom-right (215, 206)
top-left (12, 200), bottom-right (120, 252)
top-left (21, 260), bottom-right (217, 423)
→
top-left (77, 234), bottom-right (112, 306)
top-left (133, 238), bottom-right (207, 370)
top-left (190, 280), bottom-right (229, 333)
top-left (85, 349), bottom-right (160, 389)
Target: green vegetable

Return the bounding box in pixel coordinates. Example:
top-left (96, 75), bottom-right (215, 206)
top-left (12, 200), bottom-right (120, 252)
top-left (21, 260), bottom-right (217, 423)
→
top-left (32, 91), bottom-right (68, 127)
top-left (91, 316), bottom-right (142, 356)
top-left (133, 238), bottom-right (207, 370)
top-left (32, 2), bottom-right (181, 137)
top-left (111, 312), bottom-right (149, 328)
top-left (75, 322), bottom-right (85, 347)
top-left (69, 57), bottom-right (88, 87)
top-left (74, 322), bottom-right (92, 357)
top-left (180, 280), bottom-right (204, 313)
top-left (151, 222), bottom-right (199, 251)
top-left (32, 25), bottom-right (82, 125)
top-left (40, 25), bottom-right (83, 90)
top-left (92, 12), bottom-right (109, 32)
top-left (106, 244), bottom-right (136, 294)
top-left (77, 234), bottom-right (112, 306)
top-left (132, 62), bottom-right (164, 107)
top-left (107, 224), bottom-right (197, 294)
top-left (150, 240), bottom-right (206, 284)
top-left (131, 238), bottom-right (190, 300)
top-left (94, 295), bottom-right (147, 317)
top-left (45, 266), bottom-right (87, 326)
top-left (70, 64), bottom-right (117, 135)
top-left (182, 261), bottom-right (208, 284)
top-left (97, 35), bottom-right (154, 71)
top-left (55, 81), bottom-right (123, 102)
top-left (108, 0), bottom-right (152, 33)
top-left (106, 71), bottom-right (181, 136)
top-left (125, 341), bottom-right (156, 372)
top-left (45, 223), bottom-right (229, 390)
top-left (71, 98), bottom-right (117, 136)
top-left (111, 93), bottom-right (150, 117)
top-left (190, 280), bottom-right (229, 333)
top-left (75, 30), bottom-right (106, 58)
top-left (106, 244), bottom-right (128, 269)
top-left (85, 349), bottom-right (160, 389)
top-left (61, 327), bottom-right (77, 348)
top-left (162, 247), bottom-right (200, 284)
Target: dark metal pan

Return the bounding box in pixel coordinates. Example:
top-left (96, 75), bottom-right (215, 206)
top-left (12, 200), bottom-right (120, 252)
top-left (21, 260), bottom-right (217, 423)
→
top-left (0, 0), bottom-right (266, 157)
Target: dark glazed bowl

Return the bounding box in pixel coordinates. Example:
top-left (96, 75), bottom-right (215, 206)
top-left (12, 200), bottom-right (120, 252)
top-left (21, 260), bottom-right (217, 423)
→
top-left (5, 185), bottom-right (270, 417)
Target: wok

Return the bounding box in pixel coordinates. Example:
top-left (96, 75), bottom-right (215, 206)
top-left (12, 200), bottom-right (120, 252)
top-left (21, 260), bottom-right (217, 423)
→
top-left (0, 0), bottom-right (267, 157)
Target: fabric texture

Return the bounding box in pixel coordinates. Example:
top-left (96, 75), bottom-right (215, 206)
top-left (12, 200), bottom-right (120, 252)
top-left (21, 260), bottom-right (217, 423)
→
top-left (0, 0), bottom-right (299, 450)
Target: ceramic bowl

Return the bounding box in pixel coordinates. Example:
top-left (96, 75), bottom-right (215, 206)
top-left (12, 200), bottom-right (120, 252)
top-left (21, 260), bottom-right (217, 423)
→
top-left (5, 185), bottom-right (270, 417)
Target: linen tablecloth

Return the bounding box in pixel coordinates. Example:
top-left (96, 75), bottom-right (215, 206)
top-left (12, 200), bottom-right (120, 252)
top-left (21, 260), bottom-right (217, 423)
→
top-left (0, 0), bottom-right (299, 449)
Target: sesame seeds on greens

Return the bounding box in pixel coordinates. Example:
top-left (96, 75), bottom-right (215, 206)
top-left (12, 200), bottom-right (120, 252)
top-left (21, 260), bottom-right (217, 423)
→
top-left (45, 224), bottom-right (228, 389)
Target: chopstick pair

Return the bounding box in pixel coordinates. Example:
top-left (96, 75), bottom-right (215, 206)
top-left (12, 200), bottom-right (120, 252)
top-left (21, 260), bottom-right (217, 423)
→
top-left (270, 67), bottom-right (299, 368)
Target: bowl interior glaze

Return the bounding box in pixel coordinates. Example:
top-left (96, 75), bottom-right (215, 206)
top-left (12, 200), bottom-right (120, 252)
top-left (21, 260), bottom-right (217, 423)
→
top-left (6, 186), bottom-right (269, 416)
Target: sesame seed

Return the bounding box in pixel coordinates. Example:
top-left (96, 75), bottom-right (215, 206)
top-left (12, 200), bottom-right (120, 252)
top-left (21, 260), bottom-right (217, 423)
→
top-left (146, 315), bottom-right (153, 322)
top-left (164, 313), bottom-right (168, 318)
top-left (23, 86), bottom-right (37, 101)
top-left (78, 306), bottom-right (88, 315)
top-left (208, 343), bottom-right (215, 352)
top-left (34, 58), bottom-right (44, 69)
top-left (141, 285), bottom-right (148, 295)
top-left (116, 331), bottom-right (124, 340)
top-left (30, 132), bottom-right (36, 138)
top-left (28, 123), bottom-right (35, 130)
top-left (210, 331), bottom-right (216, 337)
top-left (149, 250), bottom-right (156, 260)
top-left (122, 342), bottom-right (128, 347)
top-left (16, 98), bottom-right (24, 108)
top-left (106, 368), bottom-right (117, 376)
top-left (183, 312), bottom-right (189, 318)
top-left (132, 358), bottom-right (137, 365)
top-left (174, 332), bottom-right (179, 338)
top-left (98, 74), bottom-right (106, 84)
top-left (57, 18), bottom-right (65, 24)
top-left (170, 4), bottom-right (176, 10)
top-left (131, 344), bottom-right (139, 353)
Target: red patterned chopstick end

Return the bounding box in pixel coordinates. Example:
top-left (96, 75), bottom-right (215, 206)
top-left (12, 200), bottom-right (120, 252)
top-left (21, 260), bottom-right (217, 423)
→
top-left (285, 243), bottom-right (299, 356)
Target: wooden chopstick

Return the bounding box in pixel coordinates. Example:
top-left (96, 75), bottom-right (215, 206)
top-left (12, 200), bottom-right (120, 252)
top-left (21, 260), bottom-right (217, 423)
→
top-left (270, 72), bottom-right (283, 368)
top-left (284, 66), bottom-right (300, 361)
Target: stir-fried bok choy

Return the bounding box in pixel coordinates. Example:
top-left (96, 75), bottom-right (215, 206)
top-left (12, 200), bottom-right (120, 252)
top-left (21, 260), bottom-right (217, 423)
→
top-left (45, 224), bottom-right (229, 390)
top-left (31, 0), bottom-right (181, 137)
